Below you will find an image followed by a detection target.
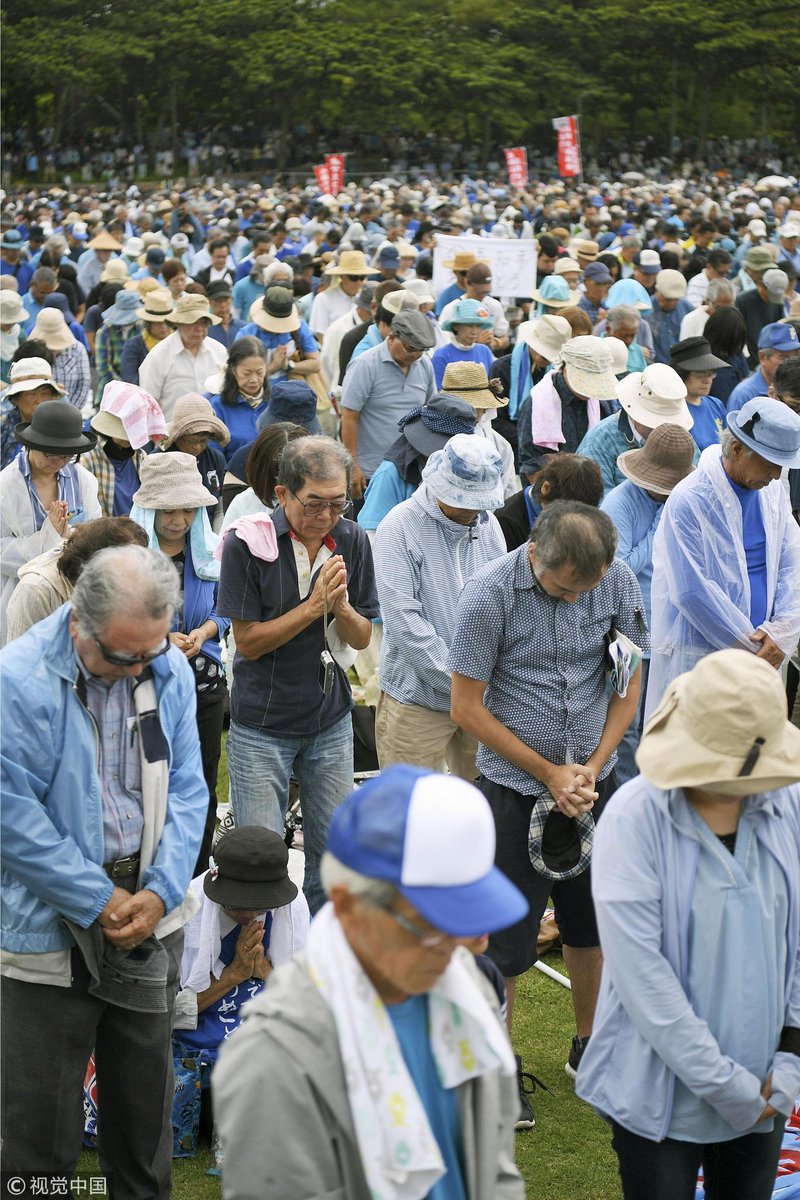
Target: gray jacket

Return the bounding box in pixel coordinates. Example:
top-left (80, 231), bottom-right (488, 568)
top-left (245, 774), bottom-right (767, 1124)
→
top-left (213, 954), bottom-right (524, 1200)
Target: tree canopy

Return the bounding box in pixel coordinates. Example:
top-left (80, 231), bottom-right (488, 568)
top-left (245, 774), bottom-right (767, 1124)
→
top-left (3, 0), bottom-right (798, 168)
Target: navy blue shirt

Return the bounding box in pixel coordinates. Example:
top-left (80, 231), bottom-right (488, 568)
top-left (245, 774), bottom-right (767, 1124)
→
top-left (217, 506), bottom-right (379, 737)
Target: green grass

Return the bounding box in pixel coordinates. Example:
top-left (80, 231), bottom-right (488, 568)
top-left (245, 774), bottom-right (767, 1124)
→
top-left (78, 738), bottom-right (620, 1198)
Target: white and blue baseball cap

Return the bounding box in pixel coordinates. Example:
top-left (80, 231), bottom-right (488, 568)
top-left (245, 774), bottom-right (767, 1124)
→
top-left (326, 765), bottom-right (528, 936)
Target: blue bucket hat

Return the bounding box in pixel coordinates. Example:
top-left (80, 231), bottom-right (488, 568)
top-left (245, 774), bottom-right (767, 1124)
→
top-left (421, 433), bottom-right (505, 511)
top-left (326, 765), bottom-right (528, 936)
top-left (440, 298), bottom-right (494, 332)
top-left (42, 292), bottom-right (77, 325)
top-left (102, 288), bottom-right (142, 326)
top-left (531, 275), bottom-right (572, 313)
top-left (257, 381), bottom-right (322, 436)
top-left (606, 278), bottom-right (653, 312)
top-left (727, 397), bottom-right (800, 469)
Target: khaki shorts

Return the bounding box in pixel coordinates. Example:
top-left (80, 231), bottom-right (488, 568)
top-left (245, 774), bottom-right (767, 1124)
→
top-left (374, 692), bottom-right (478, 781)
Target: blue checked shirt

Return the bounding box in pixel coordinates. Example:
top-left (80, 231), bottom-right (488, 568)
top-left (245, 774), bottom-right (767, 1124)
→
top-left (79, 661), bottom-right (143, 860)
top-left (448, 545), bottom-right (650, 795)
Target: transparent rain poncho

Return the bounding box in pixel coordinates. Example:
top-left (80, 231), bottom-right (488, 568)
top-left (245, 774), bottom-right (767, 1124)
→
top-left (646, 445), bottom-right (800, 717)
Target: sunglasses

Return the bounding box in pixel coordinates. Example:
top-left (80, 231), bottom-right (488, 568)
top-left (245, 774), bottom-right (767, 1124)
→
top-left (344, 275), bottom-right (367, 282)
top-left (93, 635), bottom-right (170, 667)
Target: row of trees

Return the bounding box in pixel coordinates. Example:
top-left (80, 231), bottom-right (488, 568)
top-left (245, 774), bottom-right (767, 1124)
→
top-left (3, 0), bottom-right (799, 172)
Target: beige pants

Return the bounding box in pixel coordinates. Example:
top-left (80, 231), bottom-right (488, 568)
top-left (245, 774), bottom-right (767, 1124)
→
top-left (375, 692), bottom-right (478, 781)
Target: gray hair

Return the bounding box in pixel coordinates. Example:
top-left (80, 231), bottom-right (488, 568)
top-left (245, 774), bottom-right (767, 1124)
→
top-left (32, 266), bottom-right (57, 288)
top-left (320, 852), bottom-right (397, 907)
top-left (263, 260), bottom-right (294, 286)
top-left (707, 278), bottom-right (735, 304)
top-left (71, 545), bottom-right (181, 639)
top-left (720, 428), bottom-right (752, 459)
top-left (529, 500), bottom-right (617, 578)
top-left (44, 235), bottom-right (68, 257)
top-left (607, 304), bottom-right (641, 331)
top-left (277, 435), bottom-right (352, 494)
top-left (621, 235), bottom-right (642, 251)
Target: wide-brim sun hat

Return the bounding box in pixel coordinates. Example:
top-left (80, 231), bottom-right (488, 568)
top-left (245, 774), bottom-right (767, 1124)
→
top-left (0, 291), bottom-right (29, 325)
top-left (530, 277), bottom-right (572, 308)
top-left (163, 392), bottom-right (231, 448)
top-left (441, 250), bottom-right (483, 272)
top-left (441, 360), bottom-right (508, 410)
top-left (422, 433), bottom-right (506, 511)
top-left (616, 364), bottom-right (693, 429)
top-left (30, 308), bottom-right (76, 353)
top-left (170, 294), bottom-right (221, 326)
top-left (90, 410), bottom-right (129, 442)
top-left (560, 335), bottom-right (618, 400)
top-left (727, 396), bottom-right (800, 468)
top-left (441, 298), bottom-right (494, 332)
top-left (617, 422), bottom-right (696, 496)
top-left (669, 336), bottom-right (728, 373)
top-left (136, 287), bottom-right (176, 322)
top-left (249, 286), bottom-right (300, 333)
top-left (102, 289), bottom-right (142, 326)
top-left (100, 258), bottom-right (129, 284)
top-left (324, 249), bottom-right (379, 277)
top-left (16, 399), bottom-right (97, 455)
top-left (517, 314), bottom-right (572, 363)
top-left (636, 650), bottom-right (800, 794)
top-left (326, 765), bottom-right (528, 937)
top-left (132, 450), bottom-right (219, 509)
top-left (204, 826), bottom-right (297, 911)
top-left (3, 356), bottom-right (65, 400)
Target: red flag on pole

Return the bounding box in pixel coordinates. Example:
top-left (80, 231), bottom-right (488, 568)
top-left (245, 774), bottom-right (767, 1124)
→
top-left (325, 153), bottom-right (346, 194)
top-left (504, 147), bottom-right (528, 189)
top-left (313, 163), bottom-right (332, 193)
top-left (551, 116), bottom-right (582, 178)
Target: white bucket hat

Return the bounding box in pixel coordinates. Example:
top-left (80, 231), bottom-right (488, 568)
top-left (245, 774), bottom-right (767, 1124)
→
top-left (518, 315), bottom-right (572, 363)
top-left (560, 336), bottom-right (618, 400)
top-left (422, 434), bottom-right (505, 511)
top-left (616, 364), bottom-right (692, 430)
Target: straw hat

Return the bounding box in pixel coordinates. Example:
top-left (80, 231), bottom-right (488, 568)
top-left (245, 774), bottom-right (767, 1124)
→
top-left (163, 392), bottom-right (231, 449)
top-left (30, 308), bottom-right (76, 353)
top-left (249, 287), bottom-right (300, 333)
top-left (617, 423), bottom-right (695, 496)
top-left (441, 361), bottom-right (508, 410)
top-left (170, 294), bottom-right (221, 326)
top-left (441, 250), bottom-right (482, 272)
top-left (636, 650), bottom-right (800, 794)
top-left (324, 249), bottom-right (377, 277)
top-left (560, 336), bottom-right (618, 400)
top-left (517, 315), bottom-right (572, 363)
top-left (569, 238), bottom-right (600, 261)
top-left (100, 258), bottom-right (129, 284)
top-left (616, 364), bottom-right (692, 429)
top-left (3, 357), bottom-right (65, 400)
top-left (16, 399), bottom-right (96, 455)
top-left (88, 231), bottom-right (123, 252)
top-left (132, 451), bottom-right (218, 510)
top-left (135, 287), bottom-right (176, 322)
top-left (0, 291), bottom-right (29, 325)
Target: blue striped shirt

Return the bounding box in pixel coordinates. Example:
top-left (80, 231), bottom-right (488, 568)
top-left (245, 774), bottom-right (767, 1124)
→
top-left (79, 662), bottom-right (143, 860)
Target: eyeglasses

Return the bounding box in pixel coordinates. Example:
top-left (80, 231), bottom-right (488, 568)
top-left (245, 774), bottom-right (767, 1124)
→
top-left (344, 275), bottom-right (367, 282)
top-left (289, 491), bottom-right (352, 518)
top-left (42, 451), bottom-right (76, 463)
top-left (93, 635), bottom-right (170, 667)
top-left (381, 906), bottom-right (458, 948)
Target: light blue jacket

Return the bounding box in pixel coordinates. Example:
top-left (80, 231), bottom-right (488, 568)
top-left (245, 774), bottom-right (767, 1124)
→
top-left (0, 605), bottom-right (207, 954)
top-left (577, 777), bottom-right (800, 1140)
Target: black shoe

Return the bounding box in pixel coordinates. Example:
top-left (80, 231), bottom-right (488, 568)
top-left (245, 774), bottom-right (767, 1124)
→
top-left (565, 1034), bottom-right (590, 1080)
top-left (515, 1055), bottom-right (552, 1131)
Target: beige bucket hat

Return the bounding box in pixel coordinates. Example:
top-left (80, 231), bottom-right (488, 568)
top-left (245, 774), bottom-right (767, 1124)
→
top-left (616, 364), bottom-right (693, 430)
top-left (637, 650), bottom-right (800, 794)
top-left (132, 451), bottom-right (218, 510)
top-left (170, 294), bottom-right (221, 326)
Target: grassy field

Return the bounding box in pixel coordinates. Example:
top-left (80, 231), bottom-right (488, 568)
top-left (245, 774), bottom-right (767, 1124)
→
top-left (79, 737), bottom-right (621, 1197)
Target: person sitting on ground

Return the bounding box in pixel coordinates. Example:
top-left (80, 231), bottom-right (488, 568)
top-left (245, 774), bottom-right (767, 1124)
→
top-left (577, 650), bottom-right (800, 1200)
top-left (495, 453), bottom-right (604, 551)
top-left (214, 766), bottom-right (527, 1200)
top-left (5, 515), bottom-right (148, 642)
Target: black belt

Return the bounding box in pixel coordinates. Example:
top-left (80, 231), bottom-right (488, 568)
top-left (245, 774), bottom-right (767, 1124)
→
top-left (103, 854), bottom-right (141, 880)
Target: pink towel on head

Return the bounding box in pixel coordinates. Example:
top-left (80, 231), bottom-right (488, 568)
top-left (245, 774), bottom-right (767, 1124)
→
top-left (530, 372), bottom-right (600, 451)
top-left (214, 513), bottom-right (279, 563)
top-left (100, 381), bottom-right (168, 449)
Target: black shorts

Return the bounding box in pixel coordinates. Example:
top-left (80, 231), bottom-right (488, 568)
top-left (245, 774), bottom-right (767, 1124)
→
top-left (480, 771), bottom-right (617, 978)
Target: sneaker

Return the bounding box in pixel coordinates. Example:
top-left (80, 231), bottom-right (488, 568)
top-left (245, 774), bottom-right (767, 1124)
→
top-left (515, 1055), bottom-right (552, 1131)
top-left (565, 1034), bottom-right (590, 1080)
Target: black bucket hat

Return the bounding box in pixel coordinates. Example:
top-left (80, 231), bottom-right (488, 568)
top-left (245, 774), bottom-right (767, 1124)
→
top-left (204, 826), bottom-right (298, 911)
top-left (16, 399), bottom-right (97, 456)
top-left (669, 336), bottom-right (727, 373)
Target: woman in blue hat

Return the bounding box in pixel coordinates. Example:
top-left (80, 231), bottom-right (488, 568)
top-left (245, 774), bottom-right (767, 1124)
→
top-left (432, 298), bottom-right (495, 389)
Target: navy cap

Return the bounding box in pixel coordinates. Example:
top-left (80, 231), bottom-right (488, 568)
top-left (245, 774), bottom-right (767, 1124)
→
top-left (584, 262), bottom-right (613, 283)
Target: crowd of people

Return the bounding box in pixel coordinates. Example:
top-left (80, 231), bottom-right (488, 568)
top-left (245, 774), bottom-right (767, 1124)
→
top-left (1, 167), bottom-right (800, 1200)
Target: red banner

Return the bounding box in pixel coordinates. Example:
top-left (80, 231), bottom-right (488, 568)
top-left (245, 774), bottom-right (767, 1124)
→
top-left (551, 116), bottom-right (582, 178)
top-left (325, 153), bottom-right (346, 194)
top-left (313, 163), bottom-right (332, 194)
top-left (504, 147), bottom-right (528, 189)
